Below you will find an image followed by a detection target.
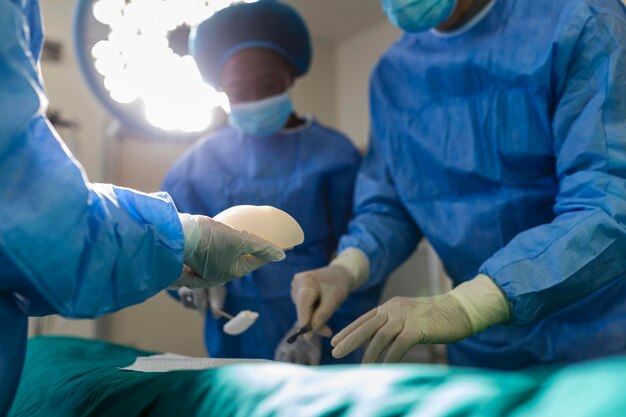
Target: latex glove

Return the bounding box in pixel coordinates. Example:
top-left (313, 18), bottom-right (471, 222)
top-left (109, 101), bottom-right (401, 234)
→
top-left (331, 275), bottom-right (511, 363)
top-left (175, 213), bottom-right (285, 288)
top-left (274, 324), bottom-right (322, 366)
top-left (177, 285), bottom-right (226, 318)
top-left (291, 248), bottom-right (369, 336)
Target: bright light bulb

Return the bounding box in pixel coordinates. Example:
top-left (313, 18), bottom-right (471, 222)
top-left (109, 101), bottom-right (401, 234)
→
top-left (92, 0), bottom-right (241, 132)
top-left (91, 40), bottom-right (111, 59)
top-left (94, 53), bottom-right (124, 76)
top-left (111, 88), bottom-right (138, 104)
top-left (104, 69), bottom-right (139, 103)
top-left (92, 0), bottom-right (125, 26)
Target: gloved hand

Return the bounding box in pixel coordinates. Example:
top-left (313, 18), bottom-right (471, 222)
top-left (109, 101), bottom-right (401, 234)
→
top-left (331, 275), bottom-right (511, 363)
top-left (177, 285), bottom-right (227, 318)
top-left (174, 213), bottom-right (285, 288)
top-left (291, 248), bottom-right (369, 336)
top-left (274, 323), bottom-right (322, 366)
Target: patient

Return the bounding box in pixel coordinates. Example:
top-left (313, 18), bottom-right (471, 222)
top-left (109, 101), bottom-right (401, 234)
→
top-left (162, 1), bottom-right (384, 365)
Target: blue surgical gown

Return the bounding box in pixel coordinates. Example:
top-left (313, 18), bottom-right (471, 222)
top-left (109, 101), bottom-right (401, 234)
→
top-left (339, 0), bottom-right (626, 369)
top-left (0, 1), bottom-right (185, 413)
top-left (163, 120), bottom-right (383, 364)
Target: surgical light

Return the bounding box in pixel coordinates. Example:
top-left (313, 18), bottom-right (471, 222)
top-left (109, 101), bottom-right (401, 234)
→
top-left (74, 0), bottom-right (249, 136)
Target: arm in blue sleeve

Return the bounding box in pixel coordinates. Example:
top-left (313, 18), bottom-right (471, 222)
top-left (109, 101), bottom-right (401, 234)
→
top-left (328, 146), bottom-right (362, 247)
top-left (339, 132), bottom-right (422, 288)
top-left (0, 0), bottom-right (185, 318)
top-left (480, 8), bottom-right (626, 325)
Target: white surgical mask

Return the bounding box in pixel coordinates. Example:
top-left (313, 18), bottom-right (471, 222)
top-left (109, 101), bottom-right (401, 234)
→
top-left (228, 91), bottom-right (293, 137)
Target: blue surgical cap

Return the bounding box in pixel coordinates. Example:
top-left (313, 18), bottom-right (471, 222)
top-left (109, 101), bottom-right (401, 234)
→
top-left (190, 0), bottom-right (312, 88)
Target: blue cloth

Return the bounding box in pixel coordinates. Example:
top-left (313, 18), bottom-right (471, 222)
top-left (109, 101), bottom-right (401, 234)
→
top-left (190, 0), bottom-right (311, 88)
top-left (340, 0), bottom-right (626, 369)
top-left (0, 0), bottom-right (185, 413)
top-left (163, 120), bottom-right (382, 364)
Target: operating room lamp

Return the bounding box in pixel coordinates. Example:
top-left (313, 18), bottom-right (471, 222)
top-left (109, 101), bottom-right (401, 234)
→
top-left (73, 0), bottom-right (254, 138)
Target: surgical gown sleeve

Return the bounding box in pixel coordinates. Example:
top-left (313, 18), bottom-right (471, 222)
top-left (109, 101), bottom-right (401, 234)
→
top-left (327, 147), bottom-right (361, 246)
top-left (339, 132), bottom-right (422, 288)
top-left (0, 0), bottom-right (185, 318)
top-left (480, 9), bottom-right (626, 325)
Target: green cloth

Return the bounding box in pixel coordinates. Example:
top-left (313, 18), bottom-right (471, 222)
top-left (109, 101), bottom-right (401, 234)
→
top-left (9, 336), bottom-right (626, 417)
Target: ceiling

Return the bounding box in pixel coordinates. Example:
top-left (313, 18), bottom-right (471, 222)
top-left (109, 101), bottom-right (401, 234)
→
top-left (284, 0), bottom-right (387, 42)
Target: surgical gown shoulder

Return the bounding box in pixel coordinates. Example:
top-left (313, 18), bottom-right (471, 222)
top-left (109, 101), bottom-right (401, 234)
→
top-left (165, 121), bottom-right (361, 180)
top-left (371, 0), bottom-right (626, 111)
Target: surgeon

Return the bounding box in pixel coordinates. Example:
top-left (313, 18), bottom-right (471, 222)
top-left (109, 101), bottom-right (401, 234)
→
top-left (291, 0), bottom-right (626, 369)
top-left (163, 1), bottom-right (382, 365)
top-left (0, 0), bottom-right (285, 414)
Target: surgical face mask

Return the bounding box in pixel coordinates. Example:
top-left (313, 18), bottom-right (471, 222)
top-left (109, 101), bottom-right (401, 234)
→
top-left (381, 0), bottom-right (458, 33)
top-left (227, 91), bottom-right (293, 137)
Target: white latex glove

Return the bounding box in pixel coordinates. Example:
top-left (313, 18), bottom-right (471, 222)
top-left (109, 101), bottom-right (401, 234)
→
top-left (331, 275), bottom-right (511, 363)
top-left (177, 285), bottom-right (227, 318)
top-left (291, 248), bottom-right (369, 336)
top-left (175, 213), bottom-right (285, 288)
top-left (274, 323), bottom-right (322, 366)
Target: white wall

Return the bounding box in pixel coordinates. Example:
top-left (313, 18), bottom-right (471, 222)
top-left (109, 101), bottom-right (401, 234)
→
top-left (293, 37), bottom-right (337, 126)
